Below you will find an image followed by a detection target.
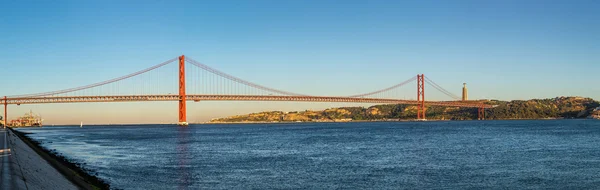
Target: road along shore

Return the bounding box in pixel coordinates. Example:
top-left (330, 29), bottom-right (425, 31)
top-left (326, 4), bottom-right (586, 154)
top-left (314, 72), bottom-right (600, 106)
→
top-left (8, 128), bottom-right (110, 190)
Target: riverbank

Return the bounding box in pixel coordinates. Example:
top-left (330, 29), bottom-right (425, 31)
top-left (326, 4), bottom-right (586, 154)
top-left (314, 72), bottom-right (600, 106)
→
top-left (207, 119), bottom-right (440, 124)
top-left (9, 128), bottom-right (110, 190)
top-left (3, 128), bottom-right (79, 189)
top-left (205, 118), bottom-right (592, 124)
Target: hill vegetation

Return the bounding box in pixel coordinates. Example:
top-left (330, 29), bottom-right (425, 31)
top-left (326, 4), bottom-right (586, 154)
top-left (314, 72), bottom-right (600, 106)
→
top-left (210, 97), bottom-right (600, 123)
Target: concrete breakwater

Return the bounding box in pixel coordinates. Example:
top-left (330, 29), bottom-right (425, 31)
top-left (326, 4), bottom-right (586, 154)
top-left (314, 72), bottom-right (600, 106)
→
top-left (6, 128), bottom-right (110, 190)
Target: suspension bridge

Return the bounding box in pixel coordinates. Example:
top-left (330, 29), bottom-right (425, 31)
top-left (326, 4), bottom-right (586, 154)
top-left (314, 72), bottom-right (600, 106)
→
top-left (1, 55), bottom-right (495, 126)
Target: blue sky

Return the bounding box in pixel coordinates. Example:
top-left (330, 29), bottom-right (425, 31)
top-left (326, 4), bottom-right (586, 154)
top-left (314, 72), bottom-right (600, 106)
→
top-left (1, 0), bottom-right (599, 124)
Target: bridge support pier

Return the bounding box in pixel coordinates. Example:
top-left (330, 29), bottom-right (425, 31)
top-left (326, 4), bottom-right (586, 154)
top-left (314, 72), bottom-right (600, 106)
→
top-left (478, 105), bottom-right (485, 120)
top-left (417, 74), bottom-right (425, 120)
top-left (3, 96), bottom-right (6, 128)
top-left (178, 55), bottom-right (188, 126)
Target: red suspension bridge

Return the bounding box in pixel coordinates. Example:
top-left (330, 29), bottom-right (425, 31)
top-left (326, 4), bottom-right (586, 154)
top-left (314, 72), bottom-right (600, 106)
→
top-left (2, 55), bottom-right (495, 126)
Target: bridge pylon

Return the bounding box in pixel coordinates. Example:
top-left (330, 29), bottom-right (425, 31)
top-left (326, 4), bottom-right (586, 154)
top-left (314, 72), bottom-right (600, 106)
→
top-left (178, 55), bottom-right (188, 126)
top-left (417, 74), bottom-right (425, 120)
top-left (478, 105), bottom-right (485, 120)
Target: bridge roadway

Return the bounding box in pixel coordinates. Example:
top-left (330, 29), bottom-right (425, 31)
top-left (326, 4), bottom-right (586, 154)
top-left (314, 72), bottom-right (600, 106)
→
top-left (2, 95), bottom-right (495, 108)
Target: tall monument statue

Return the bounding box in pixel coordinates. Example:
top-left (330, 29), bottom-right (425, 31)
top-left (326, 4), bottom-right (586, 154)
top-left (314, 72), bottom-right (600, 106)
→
top-left (462, 83), bottom-right (468, 101)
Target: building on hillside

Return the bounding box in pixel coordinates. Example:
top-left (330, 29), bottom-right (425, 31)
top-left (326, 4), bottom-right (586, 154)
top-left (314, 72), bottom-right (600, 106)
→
top-left (589, 107), bottom-right (600, 119)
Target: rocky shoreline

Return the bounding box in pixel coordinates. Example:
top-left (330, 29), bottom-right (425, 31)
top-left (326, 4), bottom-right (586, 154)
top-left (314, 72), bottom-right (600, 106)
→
top-left (9, 128), bottom-right (110, 190)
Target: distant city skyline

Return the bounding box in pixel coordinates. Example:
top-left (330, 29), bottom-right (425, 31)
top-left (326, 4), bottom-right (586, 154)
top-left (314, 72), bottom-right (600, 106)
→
top-left (1, 1), bottom-right (598, 124)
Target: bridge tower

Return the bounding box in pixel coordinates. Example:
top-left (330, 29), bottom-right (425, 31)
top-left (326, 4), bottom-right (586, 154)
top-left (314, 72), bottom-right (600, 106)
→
top-left (478, 105), bottom-right (485, 120)
top-left (178, 55), bottom-right (188, 126)
top-left (417, 74), bottom-right (425, 120)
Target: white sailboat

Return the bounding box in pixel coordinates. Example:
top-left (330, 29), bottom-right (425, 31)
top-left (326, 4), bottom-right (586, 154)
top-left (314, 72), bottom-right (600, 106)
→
top-left (80, 122), bottom-right (83, 128)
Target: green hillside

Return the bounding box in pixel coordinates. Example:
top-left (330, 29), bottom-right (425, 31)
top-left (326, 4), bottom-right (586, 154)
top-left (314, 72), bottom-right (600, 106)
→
top-left (210, 97), bottom-right (600, 123)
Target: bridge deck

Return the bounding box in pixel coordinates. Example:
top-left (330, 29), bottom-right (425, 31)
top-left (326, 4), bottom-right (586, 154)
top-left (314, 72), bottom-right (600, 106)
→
top-left (2, 95), bottom-right (495, 108)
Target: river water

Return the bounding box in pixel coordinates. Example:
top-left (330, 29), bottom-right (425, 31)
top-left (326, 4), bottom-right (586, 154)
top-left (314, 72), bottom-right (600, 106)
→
top-left (16, 120), bottom-right (600, 189)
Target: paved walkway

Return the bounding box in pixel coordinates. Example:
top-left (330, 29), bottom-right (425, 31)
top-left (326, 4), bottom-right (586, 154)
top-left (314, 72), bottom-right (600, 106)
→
top-left (0, 128), bottom-right (79, 190)
top-left (0, 128), bottom-right (27, 189)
